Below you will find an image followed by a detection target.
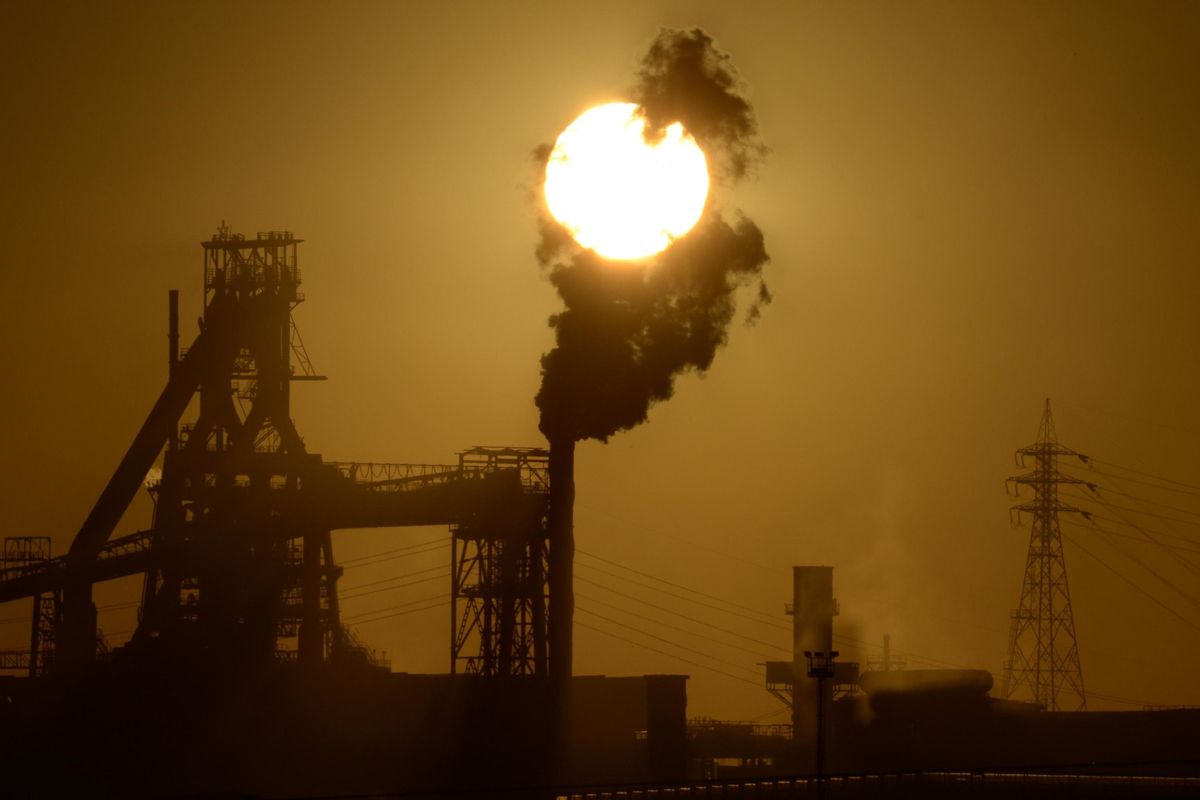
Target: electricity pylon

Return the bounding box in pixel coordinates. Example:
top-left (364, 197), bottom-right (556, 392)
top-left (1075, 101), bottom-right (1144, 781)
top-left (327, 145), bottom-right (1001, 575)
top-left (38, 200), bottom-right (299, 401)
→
top-left (1002, 399), bottom-right (1090, 711)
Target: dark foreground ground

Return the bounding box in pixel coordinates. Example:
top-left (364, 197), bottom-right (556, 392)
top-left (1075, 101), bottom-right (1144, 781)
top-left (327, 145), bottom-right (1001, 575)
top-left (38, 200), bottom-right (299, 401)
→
top-left (171, 770), bottom-right (1200, 799)
top-left (551, 771), bottom-right (1200, 800)
top-left (3, 659), bottom-right (1197, 798)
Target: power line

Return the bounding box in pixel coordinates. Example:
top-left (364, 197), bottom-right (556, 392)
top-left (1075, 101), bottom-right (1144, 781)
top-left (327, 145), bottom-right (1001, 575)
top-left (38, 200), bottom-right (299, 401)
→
top-left (833, 630), bottom-right (972, 670)
top-left (1090, 458), bottom-right (1200, 493)
top-left (1065, 475), bottom-right (1200, 520)
top-left (1064, 507), bottom-right (1200, 548)
top-left (576, 591), bottom-right (784, 660)
top-left (576, 606), bottom-right (763, 679)
top-left (864, 597), bottom-right (1008, 638)
top-left (1082, 466), bottom-right (1200, 500)
top-left (580, 551), bottom-right (981, 677)
top-left (1061, 518), bottom-right (1200, 557)
top-left (576, 563), bottom-right (791, 633)
top-left (1086, 689), bottom-right (1158, 708)
top-left (576, 619), bottom-right (762, 688)
top-left (575, 579), bottom-right (790, 654)
top-left (341, 592), bottom-right (446, 622)
top-left (97, 601), bottom-right (141, 612)
top-left (1087, 525), bottom-right (1200, 611)
top-left (582, 568), bottom-right (976, 673)
top-left (340, 564), bottom-right (446, 593)
top-left (338, 572), bottom-right (448, 602)
top-left (339, 537), bottom-right (448, 567)
top-left (573, 561), bottom-right (782, 633)
top-left (1062, 488), bottom-right (1200, 576)
top-left (1062, 531), bottom-right (1200, 635)
top-left (1074, 496), bottom-right (1200, 529)
top-left (1087, 482), bottom-right (1200, 578)
top-left (576, 504), bottom-right (785, 577)
top-left (749, 704), bottom-right (792, 721)
top-left (1, 597), bottom-right (142, 626)
top-left (339, 535), bottom-right (445, 563)
top-left (1094, 470), bottom-right (1200, 556)
top-left (1094, 503), bottom-right (1200, 579)
top-left (344, 600), bottom-right (448, 627)
top-left (341, 542), bottom-right (449, 570)
top-left (577, 549), bottom-right (783, 622)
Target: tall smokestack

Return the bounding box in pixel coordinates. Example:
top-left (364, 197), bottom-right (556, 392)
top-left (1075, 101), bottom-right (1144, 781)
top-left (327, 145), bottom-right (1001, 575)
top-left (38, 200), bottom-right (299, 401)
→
top-left (535, 28), bottom-right (771, 684)
top-left (547, 437), bottom-right (575, 683)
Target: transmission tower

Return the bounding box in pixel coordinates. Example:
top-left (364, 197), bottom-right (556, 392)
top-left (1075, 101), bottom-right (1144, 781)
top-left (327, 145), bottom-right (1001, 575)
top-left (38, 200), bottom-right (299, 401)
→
top-left (1002, 399), bottom-right (1090, 711)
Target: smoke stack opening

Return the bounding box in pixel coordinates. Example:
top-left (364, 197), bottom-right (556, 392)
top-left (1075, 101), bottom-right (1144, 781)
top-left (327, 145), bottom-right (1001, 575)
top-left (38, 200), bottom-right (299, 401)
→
top-left (534, 28), bottom-right (770, 691)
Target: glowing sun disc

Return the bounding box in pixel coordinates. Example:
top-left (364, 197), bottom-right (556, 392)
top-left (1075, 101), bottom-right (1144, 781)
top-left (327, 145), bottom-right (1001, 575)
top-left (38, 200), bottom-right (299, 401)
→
top-left (544, 102), bottom-right (709, 261)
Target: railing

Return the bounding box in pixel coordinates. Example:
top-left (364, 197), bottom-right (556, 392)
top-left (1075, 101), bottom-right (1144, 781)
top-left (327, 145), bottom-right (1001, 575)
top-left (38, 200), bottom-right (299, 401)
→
top-left (330, 455), bottom-right (550, 495)
top-left (2, 536), bottom-right (51, 566)
top-left (331, 462), bottom-right (460, 484)
top-left (686, 719), bottom-right (794, 741)
top-left (205, 263), bottom-right (301, 288)
top-left (557, 770), bottom-right (1200, 799)
top-left (459, 446), bottom-right (550, 492)
top-left (329, 461), bottom-right (470, 494)
top-left (0, 651), bottom-right (32, 671)
top-left (0, 529), bottom-right (154, 587)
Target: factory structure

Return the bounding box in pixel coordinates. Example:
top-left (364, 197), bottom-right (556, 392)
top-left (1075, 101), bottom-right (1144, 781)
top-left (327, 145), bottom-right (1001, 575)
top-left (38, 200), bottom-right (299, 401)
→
top-left (0, 230), bottom-right (1197, 797)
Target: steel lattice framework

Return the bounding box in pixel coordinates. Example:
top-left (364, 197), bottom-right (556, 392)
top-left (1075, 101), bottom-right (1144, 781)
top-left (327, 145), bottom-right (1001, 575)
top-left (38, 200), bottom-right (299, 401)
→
top-left (451, 448), bottom-right (550, 676)
top-left (0, 227), bottom-right (552, 678)
top-left (1002, 399), bottom-right (1089, 711)
top-left (0, 538), bottom-right (56, 675)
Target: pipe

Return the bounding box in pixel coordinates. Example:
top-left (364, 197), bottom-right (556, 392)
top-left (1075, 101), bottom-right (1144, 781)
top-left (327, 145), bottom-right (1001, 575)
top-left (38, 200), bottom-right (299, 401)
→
top-left (547, 437), bottom-right (575, 683)
top-left (167, 289), bottom-right (179, 452)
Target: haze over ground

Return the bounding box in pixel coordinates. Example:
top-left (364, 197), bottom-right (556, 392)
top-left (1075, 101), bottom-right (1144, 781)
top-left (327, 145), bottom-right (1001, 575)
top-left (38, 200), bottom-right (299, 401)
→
top-left (1, 1), bottom-right (1198, 719)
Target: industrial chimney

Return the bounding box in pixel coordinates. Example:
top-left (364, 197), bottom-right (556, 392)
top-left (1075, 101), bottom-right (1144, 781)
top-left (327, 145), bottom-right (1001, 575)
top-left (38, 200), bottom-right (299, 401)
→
top-left (547, 437), bottom-right (575, 683)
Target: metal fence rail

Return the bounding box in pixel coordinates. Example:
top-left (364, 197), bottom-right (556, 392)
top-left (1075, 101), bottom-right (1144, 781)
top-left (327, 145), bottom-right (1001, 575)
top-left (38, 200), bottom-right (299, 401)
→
top-left (556, 769), bottom-right (1200, 799)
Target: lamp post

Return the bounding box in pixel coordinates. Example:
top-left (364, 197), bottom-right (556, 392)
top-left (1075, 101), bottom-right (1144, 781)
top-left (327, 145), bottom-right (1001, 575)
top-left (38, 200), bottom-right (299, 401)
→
top-left (804, 650), bottom-right (838, 792)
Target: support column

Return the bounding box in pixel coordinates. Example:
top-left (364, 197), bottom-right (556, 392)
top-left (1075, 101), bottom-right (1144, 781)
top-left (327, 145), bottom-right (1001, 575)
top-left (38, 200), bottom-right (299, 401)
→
top-left (298, 531), bottom-right (323, 665)
top-left (791, 567), bottom-right (834, 748)
top-left (547, 438), bottom-right (575, 683)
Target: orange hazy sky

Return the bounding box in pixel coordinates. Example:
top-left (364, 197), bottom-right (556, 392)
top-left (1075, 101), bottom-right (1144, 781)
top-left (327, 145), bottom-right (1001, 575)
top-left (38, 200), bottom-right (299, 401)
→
top-left (2, 1), bottom-right (1198, 719)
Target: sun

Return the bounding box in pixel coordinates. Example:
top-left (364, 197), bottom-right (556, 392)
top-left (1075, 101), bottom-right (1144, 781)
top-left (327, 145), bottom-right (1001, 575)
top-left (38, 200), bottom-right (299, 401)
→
top-left (544, 102), bottom-right (709, 261)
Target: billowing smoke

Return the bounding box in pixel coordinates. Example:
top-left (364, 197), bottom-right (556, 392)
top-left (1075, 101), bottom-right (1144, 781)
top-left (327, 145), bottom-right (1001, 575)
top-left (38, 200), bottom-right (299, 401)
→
top-left (535, 28), bottom-right (771, 444)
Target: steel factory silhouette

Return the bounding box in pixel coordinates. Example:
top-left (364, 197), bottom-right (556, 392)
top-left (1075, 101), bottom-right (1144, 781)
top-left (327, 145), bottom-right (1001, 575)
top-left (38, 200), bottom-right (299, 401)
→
top-left (0, 228), bottom-right (1196, 799)
top-left (3, 12), bottom-right (1200, 800)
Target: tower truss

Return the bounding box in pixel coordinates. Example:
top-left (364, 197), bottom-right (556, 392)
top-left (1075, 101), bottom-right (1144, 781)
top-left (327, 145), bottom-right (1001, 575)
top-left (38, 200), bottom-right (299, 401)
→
top-left (451, 447), bottom-right (550, 676)
top-left (0, 227), bottom-right (551, 679)
top-left (140, 228), bottom-right (343, 666)
top-left (1002, 399), bottom-right (1089, 711)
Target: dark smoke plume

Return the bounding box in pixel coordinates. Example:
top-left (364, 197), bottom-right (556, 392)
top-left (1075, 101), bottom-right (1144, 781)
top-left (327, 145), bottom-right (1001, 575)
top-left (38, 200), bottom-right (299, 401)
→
top-left (536, 28), bottom-right (771, 444)
top-left (632, 28), bottom-right (764, 182)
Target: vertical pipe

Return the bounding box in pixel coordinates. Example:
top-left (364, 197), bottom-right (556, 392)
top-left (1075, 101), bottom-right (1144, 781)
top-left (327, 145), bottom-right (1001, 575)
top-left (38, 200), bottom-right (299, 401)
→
top-left (792, 567), bottom-right (834, 748)
top-left (482, 543), bottom-right (494, 673)
top-left (299, 531), bottom-right (322, 665)
top-left (498, 540), bottom-right (516, 675)
top-left (450, 534), bottom-right (458, 675)
top-left (547, 437), bottom-right (575, 683)
top-left (546, 438), bottom-right (576, 787)
top-left (167, 289), bottom-right (179, 453)
top-left (58, 584), bottom-right (97, 672)
top-left (321, 532), bottom-right (342, 653)
top-left (531, 532), bottom-right (547, 676)
top-left (28, 593), bottom-right (41, 677)
top-left (816, 674), bottom-right (826, 792)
